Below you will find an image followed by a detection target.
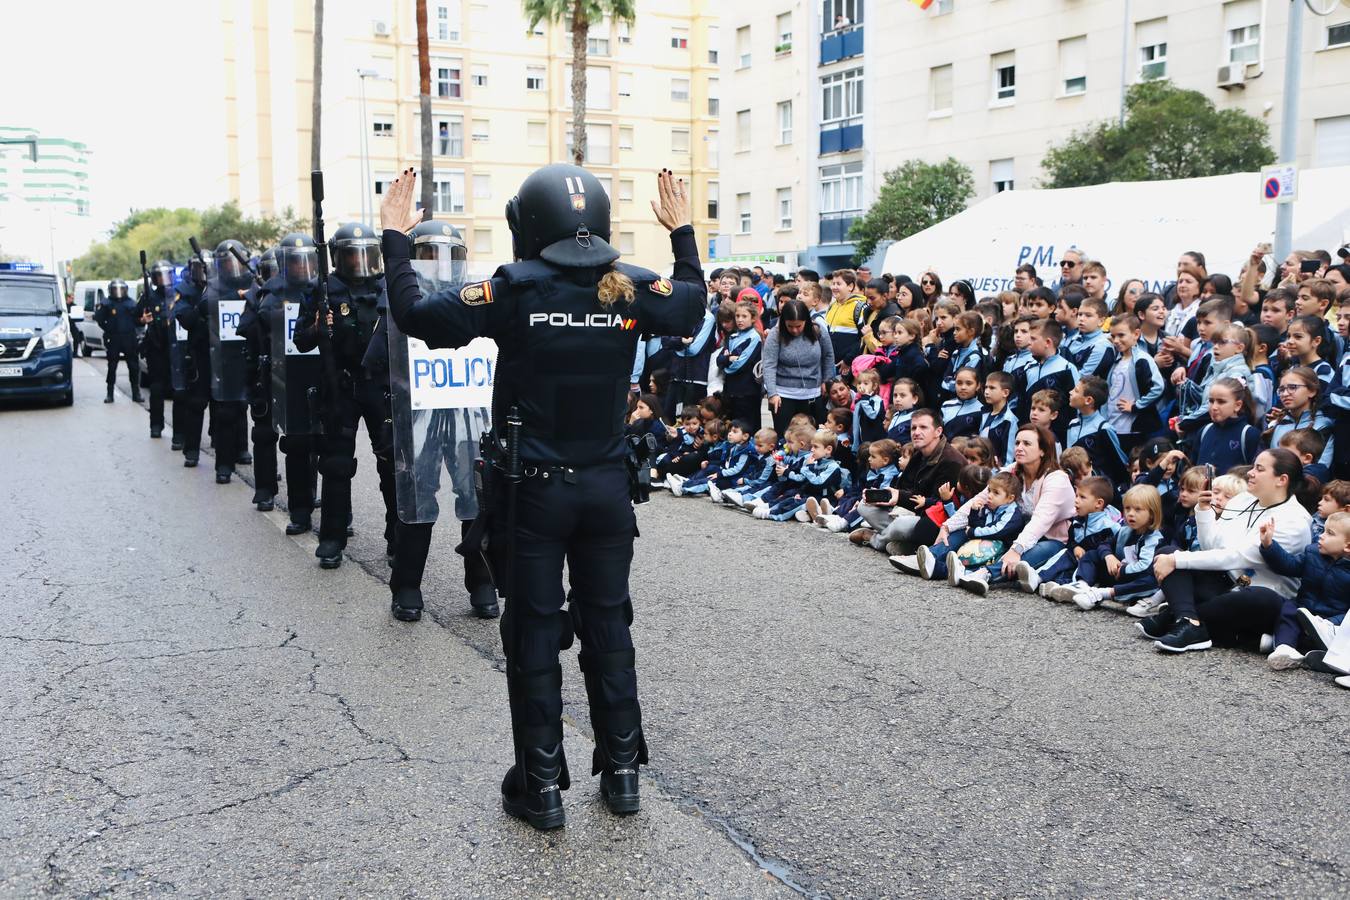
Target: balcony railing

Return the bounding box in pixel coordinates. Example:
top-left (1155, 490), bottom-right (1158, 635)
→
top-left (819, 120), bottom-right (863, 155)
top-left (820, 26), bottom-right (863, 65)
top-left (819, 211), bottom-right (860, 245)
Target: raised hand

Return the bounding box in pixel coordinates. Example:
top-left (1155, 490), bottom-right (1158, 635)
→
top-left (650, 168), bottom-right (692, 233)
top-left (380, 167), bottom-right (424, 234)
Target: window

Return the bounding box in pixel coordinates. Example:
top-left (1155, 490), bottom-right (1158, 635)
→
top-left (564, 124), bottom-right (611, 164)
top-left (819, 161), bottom-right (863, 214)
top-left (736, 109), bottom-right (752, 151)
top-left (472, 173), bottom-right (491, 199)
top-left (433, 171), bottom-right (465, 214)
top-left (707, 181), bottom-right (719, 220)
top-left (821, 0), bottom-right (864, 31)
top-left (1137, 19), bottom-right (1167, 80)
top-left (527, 120), bottom-right (546, 146)
top-left (435, 59), bottom-right (462, 98)
top-left (708, 25), bottom-right (719, 64)
top-left (1313, 115), bottom-right (1350, 167)
top-left (930, 64), bottom-right (953, 113)
top-left (671, 78), bottom-right (690, 102)
top-left (671, 26), bottom-right (688, 49)
top-left (737, 193), bottom-right (751, 234)
top-left (434, 3), bottom-right (460, 42)
top-left (618, 72), bottom-right (633, 97)
top-left (596, 176), bottom-right (612, 198)
top-left (736, 26), bottom-right (751, 68)
top-left (1059, 36), bottom-right (1086, 95)
top-left (776, 188), bottom-right (792, 230)
top-left (1329, 22), bottom-right (1350, 49)
top-left (618, 21), bottom-right (632, 44)
top-left (708, 78), bottom-right (719, 116)
top-left (619, 178), bottom-right (634, 201)
top-left (471, 64), bottom-right (487, 87)
top-left (991, 52), bottom-right (1015, 102)
top-left (437, 118), bottom-right (463, 156)
top-left (821, 67), bottom-right (864, 124)
top-left (373, 172), bottom-right (393, 197)
top-left (934, 0), bottom-right (953, 14)
top-left (372, 117), bottom-right (394, 138)
top-left (471, 118), bottom-right (489, 142)
top-left (526, 65), bottom-right (545, 91)
top-left (777, 100), bottom-right (792, 144)
top-left (566, 65), bottom-right (611, 110)
top-left (671, 128), bottom-right (690, 154)
top-left (1224, 0), bottom-right (1261, 65)
top-left (706, 130), bottom-right (719, 161)
top-left (776, 12), bottom-right (792, 53)
top-left (588, 26), bottom-right (611, 56)
top-left (473, 228), bottom-right (492, 254)
top-left (619, 125), bottom-right (633, 150)
top-left (618, 232), bottom-right (636, 255)
top-left (991, 158), bottom-right (1014, 193)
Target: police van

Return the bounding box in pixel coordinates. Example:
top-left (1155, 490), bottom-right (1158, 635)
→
top-left (0, 263), bottom-right (74, 405)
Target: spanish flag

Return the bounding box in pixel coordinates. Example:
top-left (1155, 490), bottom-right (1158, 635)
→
top-left (910, 0), bottom-right (934, 8)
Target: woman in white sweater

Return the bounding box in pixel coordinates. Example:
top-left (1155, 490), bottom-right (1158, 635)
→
top-left (1142, 449), bottom-right (1314, 653)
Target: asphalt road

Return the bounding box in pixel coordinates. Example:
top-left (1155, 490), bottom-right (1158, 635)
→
top-left (2, 358), bottom-right (1347, 898)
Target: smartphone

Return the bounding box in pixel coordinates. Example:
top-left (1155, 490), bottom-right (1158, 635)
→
top-left (863, 488), bottom-right (892, 504)
top-left (1300, 259), bottom-right (1321, 275)
top-left (1200, 463), bottom-right (1215, 486)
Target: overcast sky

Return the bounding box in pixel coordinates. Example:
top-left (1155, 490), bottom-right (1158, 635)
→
top-left (1, 1), bottom-right (228, 251)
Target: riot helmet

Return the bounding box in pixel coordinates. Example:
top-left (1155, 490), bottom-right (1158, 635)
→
top-left (331, 222), bottom-right (382, 284)
top-left (259, 247), bottom-right (279, 282)
top-left (505, 163), bottom-right (617, 268)
top-left (278, 233), bottom-right (318, 288)
top-left (409, 219), bottom-right (467, 292)
top-left (149, 260), bottom-right (175, 290)
top-left (214, 239), bottom-right (253, 289)
top-left (107, 279), bottom-right (129, 300)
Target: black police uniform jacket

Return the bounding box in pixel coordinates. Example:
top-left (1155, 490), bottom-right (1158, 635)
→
top-left (293, 273), bottom-right (387, 381)
top-left (172, 281), bottom-right (212, 397)
top-left (236, 277), bottom-right (277, 390)
top-left (381, 224), bottom-right (707, 467)
top-left (94, 295), bottom-right (140, 337)
top-left (136, 285), bottom-right (175, 356)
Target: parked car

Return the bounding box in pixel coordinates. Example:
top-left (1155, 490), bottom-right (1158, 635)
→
top-left (0, 266), bottom-right (74, 406)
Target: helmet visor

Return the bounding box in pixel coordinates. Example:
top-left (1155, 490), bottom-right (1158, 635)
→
top-left (281, 246), bottom-right (318, 287)
top-left (216, 253), bottom-right (247, 283)
top-left (336, 240), bottom-right (382, 280)
top-left (150, 264), bottom-right (175, 288)
top-left (108, 283), bottom-right (127, 300)
top-left (411, 239), bottom-right (467, 288)
top-left (259, 256), bottom-right (279, 281)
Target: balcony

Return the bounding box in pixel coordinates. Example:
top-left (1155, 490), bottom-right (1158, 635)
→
top-left (819, 121), bottom-right (863, 155)
top-left (819, 26), bottom-right (863, 65)
top-left (819, 212), bottom-right (859, 245)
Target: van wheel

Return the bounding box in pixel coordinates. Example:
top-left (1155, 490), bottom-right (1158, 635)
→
top-left (81, 344), bottom-right (92, 357)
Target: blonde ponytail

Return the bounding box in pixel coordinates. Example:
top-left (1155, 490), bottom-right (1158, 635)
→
top-left (597, 268), bottom-right (636, 307)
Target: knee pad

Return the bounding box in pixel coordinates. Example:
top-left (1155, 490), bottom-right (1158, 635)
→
top-left (501, 607), bottom-right (575, 658)
top-left (570, 597), bottom-right (634, 633)
top-left (319, 453), bottom-right (357, 480)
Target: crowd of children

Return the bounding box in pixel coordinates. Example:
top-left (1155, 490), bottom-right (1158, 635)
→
top-left (631, 247), bottom-right (1350, 690)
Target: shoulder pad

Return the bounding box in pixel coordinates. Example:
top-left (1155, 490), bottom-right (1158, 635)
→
top-left (498, 259), bottom-right (556, 285)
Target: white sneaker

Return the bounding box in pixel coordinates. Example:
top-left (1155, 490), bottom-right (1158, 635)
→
top-left (958, 569), bottom-right (990, 597)
top-left (1015, 560), bottom-right (1040, 594)
top-left (752, 505), bottom-right (771, 520)
top-left (824, 515), bottom-right (849, 533)
top-left (1125, 590), bottom-right (1166, 618)
top-left (1297, 608), bottom-right (1338, 652)
top-left (915, 545), bottom-right (937, 580)
top-left (889, 554), bottom-right (920, 574)
top-left (707, 483), bottom-right (723, 503)
top-left (794, 507), bottom-right (812, 523)
top-left (723, 489), bottom-right (744, 507)
top-left (1335, 675), bottom-right (1350, 690)
top-left (946, 551), bottom-right (966, 588)
top-left (1045, 582), bottom-right (1083, 604)
top-left (1073, 585), bottom-right (1104, 610)
top-left (670, 479), bottom-right (685, 497)
top-left (1259, 633), bottom-right (1275, 654)
top-left (820, 499), bottom-right (834, 516)
top-left (1266, 644), bottom-right (1305, 670)
top-left (1037, 582), bottom-right (1056, 599)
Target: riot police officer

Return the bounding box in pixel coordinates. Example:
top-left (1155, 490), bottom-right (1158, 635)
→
top-left (237, 247), bottom-right (280, 509)
top-left (201, 239), bottom-right (253, 483)
top-left (269, 234), bottom-right (323, 534)
top-left (137, 260), bottom-right (177, 437)
top-left (94, 279), bottom-right (142, 403)
top-left (293, 222), bottom-right (397, 569)
top-left (380, 165), bottom-right (705, 830)
top-left (171, 249), bottom-right (213, 459)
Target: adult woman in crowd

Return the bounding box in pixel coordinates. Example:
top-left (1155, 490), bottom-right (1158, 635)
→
top-left (915, 424), bottom-right (1076, 597)
top-left (1142, 449), bottom-right (1314, 653)
top-left (1132, 293), bottom-right (1168, 358)
top-left (1113, 278), bottom-right (1146, 318)
top-left (919, 271), bottom-right (943, 307)
top-left (762, 298), bottom-right (834, 435)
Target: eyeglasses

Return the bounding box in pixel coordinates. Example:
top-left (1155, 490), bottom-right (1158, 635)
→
top-left (1059, 260), bottom-right (1077, 268)
top-left (1277, 384), bottom-right (1309, 394)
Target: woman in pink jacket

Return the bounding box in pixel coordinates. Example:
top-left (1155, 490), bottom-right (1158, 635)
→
top-left (921, 424), bottom-right (1077, 596)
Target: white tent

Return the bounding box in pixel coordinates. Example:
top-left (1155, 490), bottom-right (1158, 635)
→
top-left (881, 166), bottom-right (1350, 296)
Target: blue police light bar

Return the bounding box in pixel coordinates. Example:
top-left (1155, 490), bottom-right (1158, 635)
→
top-left (0, 262), bottom-right (44, 272)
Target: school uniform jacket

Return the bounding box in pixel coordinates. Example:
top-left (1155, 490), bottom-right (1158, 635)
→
top-left (939, 396), bottom-right (984, 440)
top-left (1016, 353), bottom-right (1080, 442)
top-left (1070, 510), bottom-right (1126, 555)
top-left (718, 326), bottom-right (763, 397)
top-left (1069, 330), bottom-right (1118, 380)
top-left (665, 309), bottom-right (718, 384)
top-left (1111, 347), bottom-right (1165, 436)
top-left (966, 502), bottom-right (1028, 545)
top-left (786, 457), bottom-right (845, 498)
top-left (1195, 416), bottom-right (1259, 476)
top-left (1270, 408), bottom-right (1336, 468)
top-left (875, 342), bottom-right (929, 386)
top-left (887, 408), bottom-right (914, 446)
top-left (852, 393), bottom-right (887, 447)
top-left (940, 340), bottom-right (987, 401)
top-left (1067, 410), bottom-right (1129, 490)
top-left (1111, 528), bottom-right (1165, 577)
top-left (980, 406), bottom-right (1018, 468)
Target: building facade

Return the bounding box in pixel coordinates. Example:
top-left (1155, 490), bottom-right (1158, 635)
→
top-left (223, 0), bottom-right (720, 270)
top-left (0, 126), bottom-right (91, 218)
top-left (719, 0), bottom-right (1350, 274)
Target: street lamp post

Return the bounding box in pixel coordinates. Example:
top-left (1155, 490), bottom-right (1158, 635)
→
top-left (357, 68), bottom-right (377, 226)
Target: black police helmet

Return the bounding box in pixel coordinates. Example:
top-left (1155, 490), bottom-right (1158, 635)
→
top-left (108, 279), bottom-right (129, 300)
top-left (259, 247), bottom-right (279, 282)
top-left (278, 233), bottom-right (318, 288)
top-left (505, 163), bottom-right (618, 268)
top-left (150, 260), bottom-right (174, 289)
top-left (331, 222), bottom-right (382, 282)
top-left (214, 239), bottom-right (252, 288)
top-left (409, 219), bottom-right (467, 284)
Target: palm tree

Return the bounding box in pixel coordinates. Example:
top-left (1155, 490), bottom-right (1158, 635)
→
top-left (416, 0), bottom-right (434, 215)
top-left (522, 0), bottom-right (637, 166)
top-left (311, 0), bottom-right (323, 175)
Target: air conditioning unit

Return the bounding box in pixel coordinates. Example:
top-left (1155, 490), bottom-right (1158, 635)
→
top-left (1217, 64), bottom-right (1246, 90)
top-left (373, 19), bottom-right (390, 37)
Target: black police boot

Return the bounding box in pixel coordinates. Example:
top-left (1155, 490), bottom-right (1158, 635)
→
top-left (391, 587), bottom-right (423, 622)
top-left (256, 498), bottom-right (275, 512)
top-left (595, 729), bottom-right (645, 815)
top-left (150, 429), bottom-right (162, 439)
top-left (215, 470), bottom-right (232, 485)
top-left (184, 455), bottom-right (199, 468)
top-left (238, 451), bottom-right (253, 465)
top-left (171, 437), bottom-right (184, 451)
top-left (104, 386), bottom-right (114, 403)
top-left (502, 744), bottom-right (568, 831)
top-left (315, 538), bottom-right (344, 569)
top-left (131, 388), bottom-right (144, 403)
top-left (470, 583), bottom-right (501, 619)
top-left (285, 514), bottom-right (312, 536)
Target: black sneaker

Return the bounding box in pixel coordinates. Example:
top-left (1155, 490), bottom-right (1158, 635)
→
top-left (171, 438), bottom-right (184, 451)
top-left (315, 539), bottom-right (344, 569)
top-left (285, 517), bottom-right (312, 536)
top-left (469, 583), bottom-right (501, 618)
top-left (183, 455), bottom-right (199, 468)
top-left (150, 428), bottom-right (162, 439)
top-left (391, 587), bottom-right (423, 622)
top-left (1301, 650), bottom-right (1350, 676)
top-left (1154, 619), bottom-right (1212, 653)
top-left (1136, 610), bottom-right (1174, 640)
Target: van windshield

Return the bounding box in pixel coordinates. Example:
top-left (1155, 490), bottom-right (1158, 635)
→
top-left (0, 282), bottom-right (60, 315)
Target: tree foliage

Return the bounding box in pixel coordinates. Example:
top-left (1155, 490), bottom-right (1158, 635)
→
top-left (72, 203), bottom-right (306, 281)
top-left (848, 158), bottom-right (975, 265)
top-left (1041, 81), bottom-right (1276, 188)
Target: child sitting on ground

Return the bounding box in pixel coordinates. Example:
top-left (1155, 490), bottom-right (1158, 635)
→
top-left (1259, 512), bottom-right (1350, 670)
top-left (730, 425), bottom-right (813, 509)
top-left (756, 430), bottom-right (847, 521)
top-left (1058, 446), bottom-right (1094, 489)
top-left (813, 438), bottom-right (900, 532)
top-left (677, 419), bottom-right (749, 497)
top-left (917, 470), bottom-right (1027, 592)
top-left (1210, 473), bottom-right (1246, 518)
top-left (711, 427), bottom-right (778, 503)
top-left (667, 418), bottom-right (727, 495)
top-left (1048, 484), bottom-right (1165, 610)
top-left (654, 407), bottom-right (704, 481)
top-left (1016, 476), bottom-right (1124, 596)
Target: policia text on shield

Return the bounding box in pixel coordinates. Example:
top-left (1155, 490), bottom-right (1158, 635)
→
top-left (379, 167), bottom-right (706, 831)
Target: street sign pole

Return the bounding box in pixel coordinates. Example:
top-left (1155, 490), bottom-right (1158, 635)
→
top-left (1274, 0), bottom-right (1304, 263)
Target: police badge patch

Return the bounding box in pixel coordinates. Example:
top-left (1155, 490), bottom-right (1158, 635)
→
top-left (339, 302), bottom-right (351, 316)
top-left (649, 277), bottom-right (673, 296)
top-left (461, 281), bottom-right (493, 306)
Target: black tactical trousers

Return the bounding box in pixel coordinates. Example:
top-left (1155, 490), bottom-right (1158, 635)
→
top-left (279, 432), bottom-right (317, 522)
top-left (142, 347), bottom-right (171, 432)
top-left (494, 463), bottom-right (643, 755)
top-left (392, 518), bottom-right (492, 596)
top-left (179, 388), bottom-right (245, 475)
top-left (249, 385), bottom-right (279, 499)
top-left (317, 378), bottom-right (396, 547)
top-left (105, 333), bottom-right (140, 393)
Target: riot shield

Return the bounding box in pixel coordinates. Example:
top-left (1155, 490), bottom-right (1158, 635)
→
top-left (387, 262), bottom-right (497, 524)
top-left (207, 289), bottom-right (249, 402)
top-left (269, 299), bottom-right (322, 435)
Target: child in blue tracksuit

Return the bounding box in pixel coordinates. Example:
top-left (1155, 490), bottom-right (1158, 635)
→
top-left (1021, 476), bottom-right (1124, 593)
top-left (818, 438), bottom-right (900, 532)
top-left (939, 311), bottom-right (988, 402)
top-left (735, 426), bottom-right (811, 508)
top-left (757, 431), bottom-right (846, 521)
top-left (1067, 375), bottom-right (1130, 492)
top-left (1056, 484), bottom-right (1165, 609)
top-left (655, 408), bottom-right (704, 479)
top-left (1192, 377), bottom-right (1260, 474)
top-left (980, 371), bottom-right (1018, 467)
top-left (886, 378), bottom-right (922, 446)
top-left (673, 419), bottom-right (736, 496)
top-left (717, 301), bottom-right (765, 428)
top-left (926, 470), bottom-right (1027, 583)
top-left (852, 369), bottom-right (887, 447)
top-left (714, 427), bottom-right (778, 504)
top-left (939, 367), bottom-right (984, 440)
top-left (1259, 511), bottom-right (1350, 665)
top-left (1066, 298), bottom-right (1117, 379)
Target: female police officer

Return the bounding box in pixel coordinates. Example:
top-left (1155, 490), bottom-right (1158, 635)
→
top-left (379, 166), bottom-right (705, 830)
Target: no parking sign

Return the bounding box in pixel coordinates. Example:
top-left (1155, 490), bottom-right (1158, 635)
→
top-left (1260, 164), bottom-right (1298, 205)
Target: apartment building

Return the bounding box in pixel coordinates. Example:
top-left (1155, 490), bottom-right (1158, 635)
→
top-left (223, 0), bottom-right (720, 269)
top-left (0, 126), bottom-right (91, 217)
top-left (720, 0), bottom-right (1350, 273)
